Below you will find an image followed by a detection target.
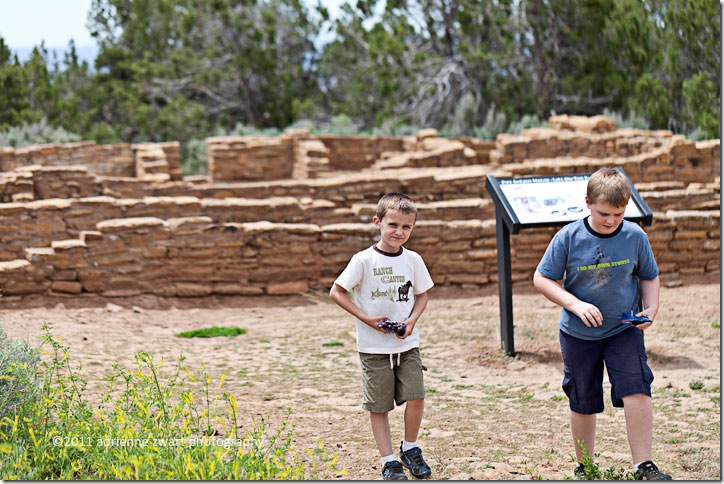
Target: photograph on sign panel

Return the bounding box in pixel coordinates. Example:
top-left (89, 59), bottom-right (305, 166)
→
top-left (499, 177), bottom-right (642, 225)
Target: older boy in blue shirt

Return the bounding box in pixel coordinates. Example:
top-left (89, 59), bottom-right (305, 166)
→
top-left (534, 168), bottom-right (672, 480)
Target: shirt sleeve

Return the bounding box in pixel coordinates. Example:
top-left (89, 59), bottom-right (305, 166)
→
top-left (333, 253), bottom-right (364, 291)
top-left (634, 230), bottom-right (659, 280)
top-left (412, 252), bottom-right (434, 294)
top-left (536, 229), bottom-right (569, 281)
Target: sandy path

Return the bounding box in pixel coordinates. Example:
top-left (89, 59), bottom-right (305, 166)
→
top-left (1, 282), bottom-right (719, 480)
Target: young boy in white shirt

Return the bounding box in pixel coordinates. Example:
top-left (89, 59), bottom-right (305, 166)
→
top-left (330, 193), bottom-right (434, 480)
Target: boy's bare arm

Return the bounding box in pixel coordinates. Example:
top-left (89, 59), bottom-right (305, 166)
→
top-left (636, 276), bottom-right (660, 329)
top-left (533, 271), bottom-right (603, 327)
top-left (329, 283), bottom-right (388, 331)
top-left (400, 291), bottom-right (429, 337)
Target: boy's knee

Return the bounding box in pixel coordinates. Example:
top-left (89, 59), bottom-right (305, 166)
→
top-left (622, 393), bottom-right (651, 404)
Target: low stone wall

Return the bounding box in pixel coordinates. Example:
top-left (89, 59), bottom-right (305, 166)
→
top-left (0, 195), bottom-right (501, 262)
top-left (0, 116), bottom-right (719, 300)
top-left (491, 127), bottom-right (680, 163)
top-left (548, 114), bottom-right (618, 133)
top-left (4, 137), bottom-right (716, 206)
top-left (206, 135), bottom-right (295, 182)
top-left (134, 142), bottom-right (183, 181)
top-left (0, 141), bottom-right (184, 182)
top-left (319, 135), bottom-right (408, 172)
top-left (500, 139), bottom-right (719, 185)
top-left (1, 182), bottom-right (715, 265)
top-left (0, 142), bottom-right (135, 177)
top-left (0, 210), bottom-right (717, 298)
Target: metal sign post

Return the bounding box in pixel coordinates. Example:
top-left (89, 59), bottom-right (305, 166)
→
top-left (485, 168), bottom-right (653, 356)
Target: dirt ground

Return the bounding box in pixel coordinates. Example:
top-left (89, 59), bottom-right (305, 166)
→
top-left (1, 280), bottom-right (720, 480)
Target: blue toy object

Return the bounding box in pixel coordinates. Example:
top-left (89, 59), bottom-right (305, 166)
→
top-left (619, 310), bottom-right (652, 325)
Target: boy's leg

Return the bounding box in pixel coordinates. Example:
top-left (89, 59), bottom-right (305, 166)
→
top-left (603, 328), bottom-right (655, 466)
top-left (360, 352), bottom-right (406, 479)
top-left (395, 349), bottom-right (431, 479)
top-left (370, 411), bottom-right (394, 456)
top-left (622, 393), bottom-right (653, 464)
top-left (399, 398), bottom-right (432, 480)
top-left (559, 331), bottom-right (606, 466)
top-left (403, 398), bottom-right (424, 442)
top-left (570, 411), bottom-right (597, 462)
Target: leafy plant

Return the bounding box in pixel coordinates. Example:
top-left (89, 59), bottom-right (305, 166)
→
top-left (0, 324), bottom-right (339, 479)
top-left (182, 137), bottom-right (208, 176)
top-left (572, 439), bottom-right (635, 480)
top-left (0, 325), bottom-right (40, 420)
top-left (602, 108), bottom-right (649, 130)
top-left (0, 118), bottom-right (82, 147)
top-left (176, 327), bottom-right (246, 338)
top-left (689, 380), bottom-right (705, 391)
top-left (322, 341), bottom-right (344, 347)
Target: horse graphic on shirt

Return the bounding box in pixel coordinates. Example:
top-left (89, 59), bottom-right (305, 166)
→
top-left (398, 281), bottom-right (413, 302)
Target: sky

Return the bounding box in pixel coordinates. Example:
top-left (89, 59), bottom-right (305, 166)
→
top-left (0, 0), bottom-right (350, 58)
top-left (0, 0), bottom-right (353, 65)
top-left (0, 0), bottom-right (95, 50)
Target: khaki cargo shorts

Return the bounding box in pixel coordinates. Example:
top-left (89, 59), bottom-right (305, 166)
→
top-left (359, 348), bottom-right (426, 413)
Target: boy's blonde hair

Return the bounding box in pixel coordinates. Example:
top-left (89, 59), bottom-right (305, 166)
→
top-left (587, 168), bottom-right (631, 207)
top-left (376, 193), bottom-right (418, 221)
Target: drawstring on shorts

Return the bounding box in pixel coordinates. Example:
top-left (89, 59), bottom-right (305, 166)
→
top-left (389, 352), bottom-right (401, 369)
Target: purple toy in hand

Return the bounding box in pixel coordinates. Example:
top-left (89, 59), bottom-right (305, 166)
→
top-left (377, 318), bottom-right (406, 336)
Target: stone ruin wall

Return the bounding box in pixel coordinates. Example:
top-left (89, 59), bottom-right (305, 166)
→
top-left (0, 141), bottom-right (183, 190)
top-left (0, 115), bottom-right (719, 300)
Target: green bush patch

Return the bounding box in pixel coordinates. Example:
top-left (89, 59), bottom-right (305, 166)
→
top-left (0, 324), bottom-right (340, 479)
top-left (322, 341), bottom-right (344, 347)
top-left (176, 326), bottom-right (246, 338)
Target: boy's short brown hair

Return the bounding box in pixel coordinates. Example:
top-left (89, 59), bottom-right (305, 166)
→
top-left (587, 168), bottom-right (631, 207)
top-left (375, 193), bottom-right (418, 221)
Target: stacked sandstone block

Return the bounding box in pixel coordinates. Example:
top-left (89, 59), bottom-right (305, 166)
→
top-left (133, 142), bottom-right (183, 181)
top-left (206, 134), bottom-right (295, 182)
top-left (0, 211), bottom-right (717, 298)
top-left (0, 141), bottom-right (183, 181)
top-left (0, 116), bottom-right (719, 300)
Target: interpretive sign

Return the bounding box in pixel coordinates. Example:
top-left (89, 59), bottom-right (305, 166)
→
top-left (486, 172), bottom-right (652, 234)
top-left (485, 169), bottom-right (653, 355)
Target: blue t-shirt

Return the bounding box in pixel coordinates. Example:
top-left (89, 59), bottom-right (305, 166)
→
top-left (536, 218), bottom-right (659, 340)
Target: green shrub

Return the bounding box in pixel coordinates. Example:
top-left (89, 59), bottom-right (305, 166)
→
top-left (0, 325), bottom-right (39, 420)
top-left (225, 123), bottom-right (281, 137)
top-left (505, 114), bottom-right (545, 134)
top-left (469, 109), bottom-right (510, 140)
top-left (0, 118), bottom-right (82, 147)
top-left (572, 438), bottom-right (636, 480)
top-left (689, 380), bottom-right (705, 391)
top-left (0, 324), bottom-right (340, 479)
top-left (176, 326), bottom-right (246, 338)
top-left (603, 108), bottom-right (649, 130)
top-left (371, 118), bottom-right (422, 136)
top-left (182, 137), bottom-right (208, 176)
top-left (314, 114), bottom-right (361, 135)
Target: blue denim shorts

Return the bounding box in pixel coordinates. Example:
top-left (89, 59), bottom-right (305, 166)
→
top-left (559, 327), bottom-right (654, 414)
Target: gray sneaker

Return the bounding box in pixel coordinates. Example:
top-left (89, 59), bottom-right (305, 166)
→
top-left (399, 443), bottom-right (432, 479)
top-left (382, 460), bottom-right (408, 480)
top-left (634, 461), bottom-right (672, 480)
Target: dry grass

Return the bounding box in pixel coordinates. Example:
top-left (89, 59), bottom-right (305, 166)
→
top-left (1, 282), bottom-right (719, 480)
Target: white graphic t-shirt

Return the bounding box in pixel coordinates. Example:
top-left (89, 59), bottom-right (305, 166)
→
top-left (334, 245), bottom-right (434, 354)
